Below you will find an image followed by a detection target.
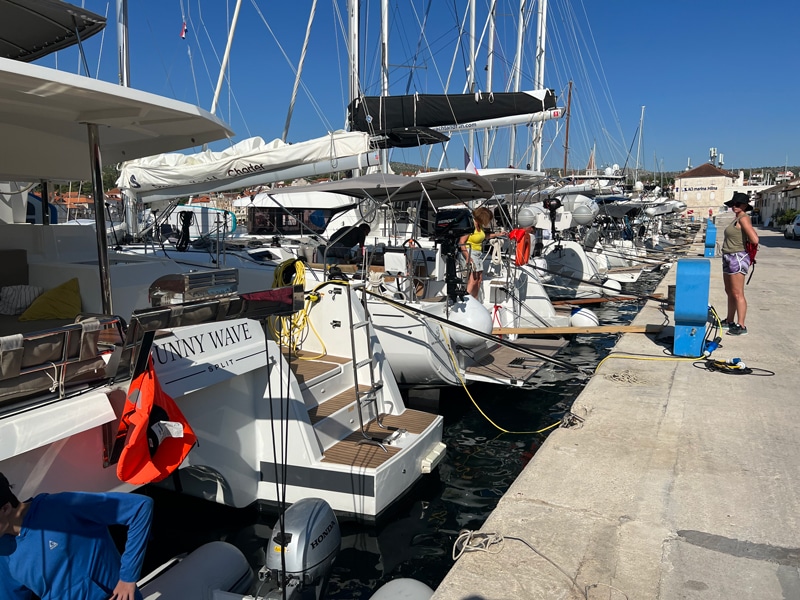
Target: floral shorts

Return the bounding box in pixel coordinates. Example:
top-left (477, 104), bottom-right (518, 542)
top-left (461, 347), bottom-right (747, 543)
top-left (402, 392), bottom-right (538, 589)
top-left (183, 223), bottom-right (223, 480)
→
top-left (722, 251), bottom-right (751, 275)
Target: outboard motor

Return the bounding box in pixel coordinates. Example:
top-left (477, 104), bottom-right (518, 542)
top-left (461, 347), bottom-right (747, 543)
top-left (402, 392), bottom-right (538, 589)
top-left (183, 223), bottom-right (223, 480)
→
top-left (543, 197), bottom-right (562, 244)
top-left (259, 498), bottom-right (341, 600)
top-left (432, 208), bottom-right (474, 301)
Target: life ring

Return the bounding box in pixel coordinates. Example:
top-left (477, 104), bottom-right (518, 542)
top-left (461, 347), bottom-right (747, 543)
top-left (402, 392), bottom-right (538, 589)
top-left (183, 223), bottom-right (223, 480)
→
top-left (508, 228), bottom-right (531, 266)
top-left (115, 356), bottom-right (197, 485)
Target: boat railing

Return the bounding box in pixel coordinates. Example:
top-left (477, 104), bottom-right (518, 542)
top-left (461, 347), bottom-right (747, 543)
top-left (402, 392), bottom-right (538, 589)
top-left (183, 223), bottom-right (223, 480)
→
top-left (0, 315), bottom-right (125, 416)
top-left (114, 284), bottom-right (305, 384)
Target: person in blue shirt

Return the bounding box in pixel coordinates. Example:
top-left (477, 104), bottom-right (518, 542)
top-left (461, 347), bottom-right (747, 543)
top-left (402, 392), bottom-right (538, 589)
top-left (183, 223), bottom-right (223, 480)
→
top-left (0, 472), bottom-right (154, 600)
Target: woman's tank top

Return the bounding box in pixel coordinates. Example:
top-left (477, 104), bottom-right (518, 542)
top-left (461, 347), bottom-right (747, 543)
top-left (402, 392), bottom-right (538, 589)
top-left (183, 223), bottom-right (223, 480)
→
top-left (721, 218), bottom-right (746, 254)
top-left (465, 229), bottom-right (486, 252)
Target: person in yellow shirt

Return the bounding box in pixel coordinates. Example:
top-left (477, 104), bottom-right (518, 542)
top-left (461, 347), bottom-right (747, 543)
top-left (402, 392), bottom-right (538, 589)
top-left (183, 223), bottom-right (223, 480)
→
top-left (458, 207), bottom-right (504, 299)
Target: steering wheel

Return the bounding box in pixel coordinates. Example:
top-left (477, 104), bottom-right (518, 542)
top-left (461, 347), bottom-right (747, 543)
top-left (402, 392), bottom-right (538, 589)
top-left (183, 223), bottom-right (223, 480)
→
top-left (402, 238), bottom-right (421, 248)
top-left (358, 197), bottom-right (380, 223)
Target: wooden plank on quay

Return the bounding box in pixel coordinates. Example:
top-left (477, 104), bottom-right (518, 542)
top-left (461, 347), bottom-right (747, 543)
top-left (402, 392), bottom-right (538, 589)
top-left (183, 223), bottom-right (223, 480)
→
top-left (492, 324), bottom-right (664, 336)
top-left (550, 294), bottom-right (662, 306)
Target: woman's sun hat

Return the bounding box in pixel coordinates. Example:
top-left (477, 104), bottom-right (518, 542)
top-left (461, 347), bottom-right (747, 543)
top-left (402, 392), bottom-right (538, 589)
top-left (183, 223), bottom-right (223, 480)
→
top-left (724, 192), bottom-right (753, 212)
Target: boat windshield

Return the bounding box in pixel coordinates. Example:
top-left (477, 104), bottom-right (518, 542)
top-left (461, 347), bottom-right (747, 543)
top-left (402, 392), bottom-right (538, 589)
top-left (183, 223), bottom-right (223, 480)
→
top-left (247, 206), bottom-right (339, 236)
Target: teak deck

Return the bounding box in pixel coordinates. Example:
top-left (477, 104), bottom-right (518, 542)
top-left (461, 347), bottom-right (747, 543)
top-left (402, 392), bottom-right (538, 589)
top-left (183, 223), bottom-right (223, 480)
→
top-left (464, 338), bottom-right (568, 383)
top-left (321, 409), bottom-right (437, 469)
top-left (282, 349), bottom-right (438, 470)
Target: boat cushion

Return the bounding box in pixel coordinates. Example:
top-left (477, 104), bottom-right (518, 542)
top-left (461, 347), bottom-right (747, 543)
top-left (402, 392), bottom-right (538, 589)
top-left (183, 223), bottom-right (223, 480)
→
top-left (0, 285), bottom-right (43, 315)
top-left (19, 278), bottom-right (82, 321)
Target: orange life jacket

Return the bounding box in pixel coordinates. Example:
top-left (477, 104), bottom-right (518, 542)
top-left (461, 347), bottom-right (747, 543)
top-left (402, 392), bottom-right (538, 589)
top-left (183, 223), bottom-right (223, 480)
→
top-left (116, 356), bottom-right (196, 485)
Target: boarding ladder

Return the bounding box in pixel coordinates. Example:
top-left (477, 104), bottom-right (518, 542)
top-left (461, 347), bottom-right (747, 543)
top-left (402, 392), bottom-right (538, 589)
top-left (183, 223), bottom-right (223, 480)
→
top-left (344, 282), bottom-right (400, 450)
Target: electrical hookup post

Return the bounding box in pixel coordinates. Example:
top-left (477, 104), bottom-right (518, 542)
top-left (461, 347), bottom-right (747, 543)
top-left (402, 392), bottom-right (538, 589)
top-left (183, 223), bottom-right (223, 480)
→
top-left (704, 220), bottom-right (717, 258)
top-left (673, 258), bottom-right (711, 357)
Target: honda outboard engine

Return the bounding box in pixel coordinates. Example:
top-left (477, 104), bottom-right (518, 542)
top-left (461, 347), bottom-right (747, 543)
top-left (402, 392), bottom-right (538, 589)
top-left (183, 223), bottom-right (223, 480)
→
top-left (259, 498), bottom-right (341, 600)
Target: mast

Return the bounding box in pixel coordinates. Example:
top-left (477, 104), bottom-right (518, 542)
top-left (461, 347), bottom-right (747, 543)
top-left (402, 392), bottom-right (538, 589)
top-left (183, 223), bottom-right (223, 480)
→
top-left (210, 0), bottom-right (243, 116)
top-left (468, 0), bottom-right (476, 160)
top-left (348, 0), bottom-right (360, 129)
top-left (634, 105), bottom-right (645, 182)
top-left (283, 0), bottom-right (319, 141)
top-left (380, 0), bottom-right (389, 172)
top-left (482, 0), bottom-right (497, 165)
top-left (116, 0), bottom-right (130, 86)
top-left (508, 0), bottom-right (525, 167)
top-left (562, 80), bottom-right (572, 174)
top-left (533, 0), bottom-right (547, 171)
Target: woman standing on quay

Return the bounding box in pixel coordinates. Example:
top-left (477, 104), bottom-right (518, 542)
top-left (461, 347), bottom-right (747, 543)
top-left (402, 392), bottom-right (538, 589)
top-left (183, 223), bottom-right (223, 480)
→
top-left (721, 192), bottom-right (759, 335)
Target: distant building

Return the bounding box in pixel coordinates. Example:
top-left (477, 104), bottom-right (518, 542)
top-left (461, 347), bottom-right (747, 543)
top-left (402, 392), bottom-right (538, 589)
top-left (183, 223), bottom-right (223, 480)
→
top-left (673, 163), bottom-right (738, 214)
top-left (759, 179), bottom-right (800, 226)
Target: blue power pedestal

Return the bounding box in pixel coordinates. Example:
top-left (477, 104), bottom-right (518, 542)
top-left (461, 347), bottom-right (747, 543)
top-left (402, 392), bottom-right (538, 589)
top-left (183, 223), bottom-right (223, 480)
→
top-left (673, 258), bottom-right (711, 357)
top-left (704, 221), bottom-right (717, 257)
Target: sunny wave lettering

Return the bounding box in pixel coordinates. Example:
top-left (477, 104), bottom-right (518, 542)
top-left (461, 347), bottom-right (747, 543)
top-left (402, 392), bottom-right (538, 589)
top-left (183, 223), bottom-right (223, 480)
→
top-left (153, 322), bottom-right (253, 365)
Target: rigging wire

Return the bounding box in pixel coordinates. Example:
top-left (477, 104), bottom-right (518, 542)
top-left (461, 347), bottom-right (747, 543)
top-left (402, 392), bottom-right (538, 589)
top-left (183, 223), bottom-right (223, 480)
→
top-left (248, 0), bottom-right (335, 133)
top-left (183, 2), bottom-right (201, 105)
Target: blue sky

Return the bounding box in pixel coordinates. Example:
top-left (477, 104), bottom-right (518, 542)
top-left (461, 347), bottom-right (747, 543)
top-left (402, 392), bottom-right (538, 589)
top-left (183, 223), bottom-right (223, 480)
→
top-left (41, 1), bottom-right (799, 174)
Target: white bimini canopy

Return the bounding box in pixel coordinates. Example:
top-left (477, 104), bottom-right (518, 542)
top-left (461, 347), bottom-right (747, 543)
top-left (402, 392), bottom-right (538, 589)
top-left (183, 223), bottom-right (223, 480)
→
top-left (0, 56), bottom-right (233, 182)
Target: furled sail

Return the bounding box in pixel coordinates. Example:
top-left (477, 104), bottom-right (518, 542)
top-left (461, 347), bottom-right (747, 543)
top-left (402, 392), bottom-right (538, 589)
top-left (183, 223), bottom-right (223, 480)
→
top-left (348, 89), bottom-right (557, 148)
top-left (117, 131), bottom-right (377, 203)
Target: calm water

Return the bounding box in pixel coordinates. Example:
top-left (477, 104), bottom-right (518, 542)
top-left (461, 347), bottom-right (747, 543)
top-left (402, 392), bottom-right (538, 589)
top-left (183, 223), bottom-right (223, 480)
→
top-left (141, 269), bottom-right (664, 598)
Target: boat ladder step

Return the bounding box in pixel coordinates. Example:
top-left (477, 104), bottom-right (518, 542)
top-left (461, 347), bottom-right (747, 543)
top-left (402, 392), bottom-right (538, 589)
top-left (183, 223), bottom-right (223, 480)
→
top-left (355, 358), bottom-right (374, 370)
top-left (357, 381), bottom-right (384, 403)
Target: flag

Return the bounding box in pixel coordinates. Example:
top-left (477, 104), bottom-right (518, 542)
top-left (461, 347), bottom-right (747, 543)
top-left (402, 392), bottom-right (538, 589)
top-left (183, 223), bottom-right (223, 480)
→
top-left (464, 148), bottom-right (481, 175)
top-left (180, 21), bottom-right (187, 39)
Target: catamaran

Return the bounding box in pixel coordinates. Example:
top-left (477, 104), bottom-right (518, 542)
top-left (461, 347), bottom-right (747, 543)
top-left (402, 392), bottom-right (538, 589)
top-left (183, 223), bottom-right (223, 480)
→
top-left (0, 13), bottom-right (444, 523)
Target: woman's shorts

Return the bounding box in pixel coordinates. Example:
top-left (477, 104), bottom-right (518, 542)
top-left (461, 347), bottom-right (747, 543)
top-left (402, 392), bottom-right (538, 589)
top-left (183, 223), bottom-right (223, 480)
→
top-left (722, 251), bottom-right (751, 275)
top-left (459, 251), bottom-right (485, 274)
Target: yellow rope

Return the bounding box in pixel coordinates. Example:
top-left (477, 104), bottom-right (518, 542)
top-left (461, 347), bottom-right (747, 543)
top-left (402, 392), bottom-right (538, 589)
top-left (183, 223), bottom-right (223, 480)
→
top-left (438, 325), bottom-right (561, 435)
top-left (594, 352), bottom-right (700, 373)
top-left (268, 259), bottom-right (327, 359)
top-left (593, 305), bottom-right (727, 372)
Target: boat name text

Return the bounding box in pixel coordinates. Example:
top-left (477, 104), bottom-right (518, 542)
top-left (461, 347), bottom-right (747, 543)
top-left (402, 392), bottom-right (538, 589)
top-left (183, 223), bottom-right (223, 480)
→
top-left (153, 322), bottom-right (254, 364)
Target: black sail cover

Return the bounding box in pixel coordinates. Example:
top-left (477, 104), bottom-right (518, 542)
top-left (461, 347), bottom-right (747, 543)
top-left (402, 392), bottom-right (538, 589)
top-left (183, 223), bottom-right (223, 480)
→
top-left (348, 89), bottom-right (557, 141)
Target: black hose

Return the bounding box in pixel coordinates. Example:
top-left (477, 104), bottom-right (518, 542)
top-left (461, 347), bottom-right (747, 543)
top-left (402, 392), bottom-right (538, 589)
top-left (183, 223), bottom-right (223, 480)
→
top-left (175, 211), bottom-right (194, 252)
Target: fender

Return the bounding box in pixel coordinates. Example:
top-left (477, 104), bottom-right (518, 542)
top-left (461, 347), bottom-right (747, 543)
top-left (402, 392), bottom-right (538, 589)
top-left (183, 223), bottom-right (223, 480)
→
top-left (116, 357), bottom-right (196, 485)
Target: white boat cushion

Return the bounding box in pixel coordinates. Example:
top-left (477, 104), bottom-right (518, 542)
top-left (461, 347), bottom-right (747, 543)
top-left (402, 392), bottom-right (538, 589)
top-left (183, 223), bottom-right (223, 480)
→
top-left (0, 285), bottom-right (43, 315)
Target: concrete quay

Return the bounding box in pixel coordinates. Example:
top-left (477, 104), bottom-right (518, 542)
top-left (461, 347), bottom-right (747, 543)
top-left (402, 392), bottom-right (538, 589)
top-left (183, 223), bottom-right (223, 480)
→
top-left (431, 225), bottom-right (799, 600)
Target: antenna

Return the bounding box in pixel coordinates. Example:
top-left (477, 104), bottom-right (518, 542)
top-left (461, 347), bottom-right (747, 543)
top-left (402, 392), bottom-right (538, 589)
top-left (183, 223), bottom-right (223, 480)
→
top-left (709, 147), bottom-right (717, 165)
top-left (719, 153), bottom-right (724, 167)
top-left (686, 157), bottom-right (692, 171)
